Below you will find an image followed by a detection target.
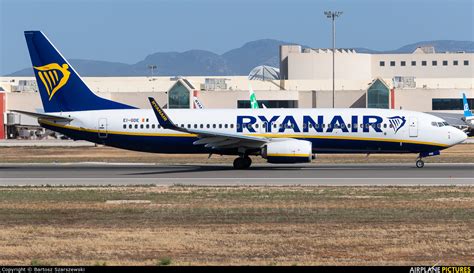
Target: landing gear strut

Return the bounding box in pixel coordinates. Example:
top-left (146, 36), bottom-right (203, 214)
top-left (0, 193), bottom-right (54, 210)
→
top-left (233, 156), bottom-right (252, 169)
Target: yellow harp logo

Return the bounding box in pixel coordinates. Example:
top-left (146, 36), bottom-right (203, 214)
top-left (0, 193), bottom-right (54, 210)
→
top-left (34, 63), bottom-right (71, 100)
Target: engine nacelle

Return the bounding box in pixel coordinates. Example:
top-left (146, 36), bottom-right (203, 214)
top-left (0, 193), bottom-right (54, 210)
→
top-left (262, 139), bottom-right (313, 164)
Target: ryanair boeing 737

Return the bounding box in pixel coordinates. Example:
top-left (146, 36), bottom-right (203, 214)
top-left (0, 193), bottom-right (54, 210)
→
top-left (13, 31), bottom-right (468, 169)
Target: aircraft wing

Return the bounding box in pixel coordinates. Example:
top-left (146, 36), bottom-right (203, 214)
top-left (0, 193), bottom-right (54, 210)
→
top-left (148, 97), bottom-right (269, 149)
top-left (9, 110), bottom-right (73, 122)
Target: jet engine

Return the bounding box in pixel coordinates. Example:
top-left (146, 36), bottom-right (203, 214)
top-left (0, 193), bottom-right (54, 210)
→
top-left (262, 139), bottom-right (313, 163)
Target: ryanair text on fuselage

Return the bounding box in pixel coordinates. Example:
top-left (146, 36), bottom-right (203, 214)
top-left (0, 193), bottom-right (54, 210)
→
top-left (237, 115), bottom-right (406, 133)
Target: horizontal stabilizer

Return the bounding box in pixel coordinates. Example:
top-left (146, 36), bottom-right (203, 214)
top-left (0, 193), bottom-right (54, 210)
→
top-left (9, 110), bottom-right (73, 122)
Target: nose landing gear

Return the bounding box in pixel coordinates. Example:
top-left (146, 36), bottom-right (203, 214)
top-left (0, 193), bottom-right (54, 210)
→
top-left (415, 151), bottom-right (440, 168)
top-left (415, 159), bottom-right (425, 168)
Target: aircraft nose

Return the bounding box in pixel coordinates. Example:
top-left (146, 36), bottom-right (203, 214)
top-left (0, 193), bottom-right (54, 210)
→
top-left (451, 128), bottom-right (468, 145)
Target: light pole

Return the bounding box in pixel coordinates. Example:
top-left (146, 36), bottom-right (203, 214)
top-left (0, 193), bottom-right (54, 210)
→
top-left (148, 64), bottom-right (157, 77)
top-left (324, 11), bottom-right (342, 108)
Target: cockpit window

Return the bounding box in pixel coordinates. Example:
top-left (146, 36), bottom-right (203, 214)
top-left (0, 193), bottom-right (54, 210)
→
top-left (431, 122), bottom-right (438, 127)
top-left (443, 122), bottom-right (449, 126)
top-left (437, 122), bottom-right (444, 127)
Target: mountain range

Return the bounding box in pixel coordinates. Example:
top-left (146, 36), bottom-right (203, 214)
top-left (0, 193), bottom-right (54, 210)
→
top-left (8, 39), bottom-right (474, 77)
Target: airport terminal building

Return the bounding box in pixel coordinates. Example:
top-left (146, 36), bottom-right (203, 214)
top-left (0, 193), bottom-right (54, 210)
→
top-left (0, 45), bottom-right (473, 139)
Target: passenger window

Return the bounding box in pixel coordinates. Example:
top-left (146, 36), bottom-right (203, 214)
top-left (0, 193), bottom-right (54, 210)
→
top-left (230, 124), bottom-right (234, 129)
top-left (129, 124), bottom-right (132, 129)
top-left (123, 124), bottom-right (126, 129)
top-left (383, 124), bottom-right (387, 128)
top-left (187, 124), bottom-right (191, 128)
top-left (225, 124), bottom-right (228, 128)
top-left (140, 124), bottom-right (144, 129)
top-left (135, 124), bottom-right (138, 129)
top-left (146, 124), bottom-right (149, 129)
top-left (152, 124), bottom-right (155, 129)
top-left (347, 124), bottom-right (351, 129)
top-left (206, 124), bottom-right (210, 128)
top-left (158, 125), bottom-right (161, 129)
top-left (194, 124), bottom-right (197, 129)
top-left (273, 124), bottom-right (277, 128)
top-left (213, 124), bottom-right (216, 128)
top-left (219, 124), bottom-right (222, 129)
top-left (360, 124), bottom-right (363, 129)
top-left (200, 124), bottom-right (204, 128)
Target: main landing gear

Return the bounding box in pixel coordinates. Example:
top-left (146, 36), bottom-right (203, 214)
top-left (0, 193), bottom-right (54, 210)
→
top-left (233, 156), bottom-right (252, 169)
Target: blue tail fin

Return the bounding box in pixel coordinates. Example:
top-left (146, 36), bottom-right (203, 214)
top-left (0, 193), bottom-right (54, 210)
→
top-left (24, 31), bottom-right (135, 112)
top-left (462, 93), bottom-right (472, 117)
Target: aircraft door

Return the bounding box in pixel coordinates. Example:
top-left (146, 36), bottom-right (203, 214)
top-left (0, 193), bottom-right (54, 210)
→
top-left (98, 118), bottom-right (108, 138)
top-left (409, 117), bottom-right (418, 137)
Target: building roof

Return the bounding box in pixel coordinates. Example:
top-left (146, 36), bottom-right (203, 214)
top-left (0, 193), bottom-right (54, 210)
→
top-left (248, 65), bottom-right (280, 81)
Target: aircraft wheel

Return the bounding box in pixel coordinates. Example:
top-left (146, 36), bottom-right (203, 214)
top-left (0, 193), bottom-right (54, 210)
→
top-left (233, 157), bottom-right (246, 169)
top-left (243, 157), bottom-right (252, 169)
top-left (416, 159), bottom-right (424, 168)
top-left (233, 157), bottom-right (252, 169)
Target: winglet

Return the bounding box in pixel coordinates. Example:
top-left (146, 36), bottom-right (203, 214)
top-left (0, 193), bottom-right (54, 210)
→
top-left (462, 93), bottom-right (472, 117)
top-left (148, 97), bottom-right (176, 129)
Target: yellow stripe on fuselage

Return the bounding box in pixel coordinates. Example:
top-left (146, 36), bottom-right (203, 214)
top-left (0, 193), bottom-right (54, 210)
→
top-left (267, 153), bottom-right (310, 157)
top-left (39, 119), bottom-right (197, 137)
top-left (249, 133), bottom-right (449, 148)
top-left (39, 119), bottom-right (449, 147)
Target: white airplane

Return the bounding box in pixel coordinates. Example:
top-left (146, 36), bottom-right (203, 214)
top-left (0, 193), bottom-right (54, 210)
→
top-left (13, 31), bottom-right (468, 169)
top-left (462, 93), bottom-right (474, 129)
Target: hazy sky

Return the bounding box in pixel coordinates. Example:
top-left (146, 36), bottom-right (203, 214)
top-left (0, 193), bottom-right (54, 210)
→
top-left (1, 0), bottom-right (473, 75)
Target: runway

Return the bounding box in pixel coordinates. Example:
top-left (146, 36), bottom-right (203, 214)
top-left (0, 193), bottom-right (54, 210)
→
top-left (0, 163), bottom-right (473, 186)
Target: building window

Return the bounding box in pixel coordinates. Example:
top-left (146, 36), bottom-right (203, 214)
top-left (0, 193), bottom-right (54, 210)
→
top-left (168, 81), bottom-right (190, 109)
top-left (464, 60), bottom-right (469, 66)
top-left (422, 61), bottom-right (427, 66)
top-left (390, 61), bottom-right (395, 67)
top-left (453, 60), bottom-right (458, 66)
top-left (379, 61), bottom-right (385, 67)
top-left (401, 61), bottom-right (406, 67)
top-left (367, 79), bottom-right (389, 109)
top-left (432, 61), bottom-right (437, 66)
top-left (443, 60), bottom-right (448, 66)
top-left (411, 61), bottom-right (416, 66)
top-left (433, 98), bottom-right (474, 110)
